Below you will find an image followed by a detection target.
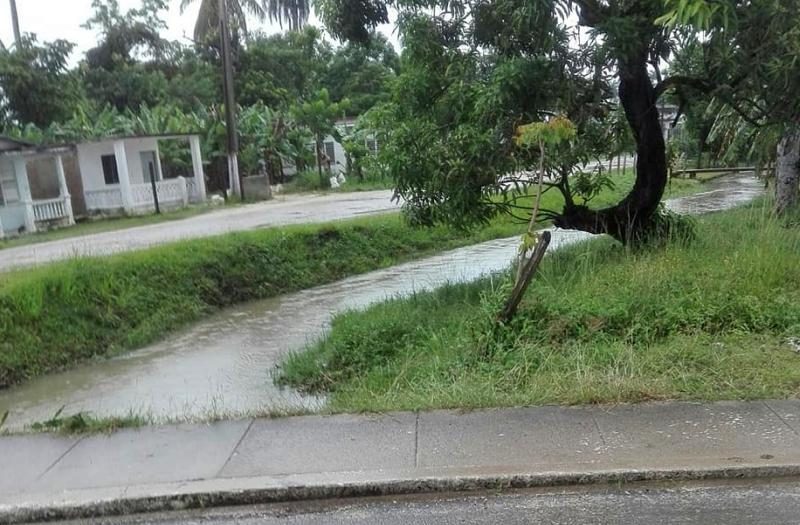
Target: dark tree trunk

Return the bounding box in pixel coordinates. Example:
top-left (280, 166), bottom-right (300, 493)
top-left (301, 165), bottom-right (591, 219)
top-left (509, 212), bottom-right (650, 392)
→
top-left (775, 124), bottom-right (800, 215)
top-left (554, 53), bottom-right (667, 243)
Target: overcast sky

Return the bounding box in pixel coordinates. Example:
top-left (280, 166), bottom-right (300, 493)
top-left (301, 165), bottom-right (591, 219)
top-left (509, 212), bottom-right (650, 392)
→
top-left (1, 0), bottom-right (398, 61)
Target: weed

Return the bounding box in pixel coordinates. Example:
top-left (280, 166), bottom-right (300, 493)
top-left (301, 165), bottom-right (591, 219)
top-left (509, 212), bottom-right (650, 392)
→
top-left (27, 407), bottom-right (147, 435)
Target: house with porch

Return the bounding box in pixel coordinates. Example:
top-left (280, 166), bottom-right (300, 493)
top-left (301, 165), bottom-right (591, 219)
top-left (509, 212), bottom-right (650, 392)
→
top-left (0, 133), bottom-right (207, 238)
top-left (0, 137), bottom-right (75, 238)
top-left (77, 133), bottom-right (207, 216)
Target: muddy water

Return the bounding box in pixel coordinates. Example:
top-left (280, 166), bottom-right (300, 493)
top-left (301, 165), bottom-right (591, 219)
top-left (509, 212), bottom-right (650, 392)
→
top-left (0, 175), bottom-right (764, 430)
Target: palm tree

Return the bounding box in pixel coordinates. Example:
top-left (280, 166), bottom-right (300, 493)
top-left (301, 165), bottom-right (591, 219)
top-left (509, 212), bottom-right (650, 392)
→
top-left (180, 0), bottom-right (310, 42)
top-left (9, 0), bottom-right (21, 45)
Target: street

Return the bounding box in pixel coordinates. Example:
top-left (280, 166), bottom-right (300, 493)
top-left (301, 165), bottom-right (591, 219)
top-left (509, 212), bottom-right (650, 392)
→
top-left (66, 479), bottom-right (800, 524)
top-left (0, 190), bottom-right (398, 272)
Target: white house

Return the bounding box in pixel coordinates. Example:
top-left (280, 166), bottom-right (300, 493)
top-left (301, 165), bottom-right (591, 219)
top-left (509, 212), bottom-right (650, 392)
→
top-left (0, 137), bottom-right (75, 238)
top-left (0, 133), bottom-right (207, 238)
top-left (78, 133), bottom-right (207, 216)
top-left (283, 117), bottom-right (379, 178)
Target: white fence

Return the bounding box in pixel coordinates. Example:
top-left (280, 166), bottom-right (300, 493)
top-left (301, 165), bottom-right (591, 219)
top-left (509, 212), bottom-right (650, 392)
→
top-left (33, 197), bottom-right (70, 222)
top-left (185, 178), bottom-right (203, 203)
top-left (131, 177), bottom-right (189, 210)
top-left (85, 177), bottom-right (202, 215)
top-left (85, 188), bottom-right (124, 211)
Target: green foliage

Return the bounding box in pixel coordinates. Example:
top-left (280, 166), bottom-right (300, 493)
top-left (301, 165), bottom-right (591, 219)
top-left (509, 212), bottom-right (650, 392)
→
top-left (658, 0), bottom-right (734, 30)
top-left (237, 27), bottom-right (332, 108)
top-left (515, 116), bottom-right (577, 148)
top-left (292, 88), bottom-right (350, 181)
top-left (323, 33), bottom-right (399, 114)
top-left (81, 0), bottom-right (175, 111)
top-left (280, 202), bottom-right (800, 407)
top-left (0, 36), bottom-right (83, 127)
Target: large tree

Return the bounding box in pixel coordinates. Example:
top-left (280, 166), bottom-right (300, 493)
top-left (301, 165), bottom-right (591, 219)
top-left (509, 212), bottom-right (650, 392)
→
top-left (316, 0), bottom-right (699, 243)
top-left (81, 0), bottom-right (175, 110)
top-left (322, 32), bottom-right (399, 114)
top-left (237, 26), bottom-right (332, 107)
top-left (0, 36), bottom-right (82, 127)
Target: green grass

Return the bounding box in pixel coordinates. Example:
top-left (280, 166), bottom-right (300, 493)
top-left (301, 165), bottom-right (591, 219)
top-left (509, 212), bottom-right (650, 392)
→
top-left (0, 170), bottom-right (702, 390)
top-left (26, 409), bottom-right (148, 436)
top-left (278, 200), bottom-right (800, 410)
top-left (0, 204), bottom-right (225, 251)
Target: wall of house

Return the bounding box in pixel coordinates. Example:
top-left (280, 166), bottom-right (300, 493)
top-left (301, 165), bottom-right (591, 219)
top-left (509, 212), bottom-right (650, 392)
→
top-left (77, 138), bottom-right (161, 192)
top-left (0, 203), bottom-right (27, 235)
top-left (0, 157), bottom-right (26, 235)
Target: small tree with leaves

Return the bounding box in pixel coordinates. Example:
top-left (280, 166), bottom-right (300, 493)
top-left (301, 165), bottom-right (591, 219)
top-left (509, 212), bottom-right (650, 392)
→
top-left (497, 116), bottom-right (576, 323)
top-left (291, 88), bottom-right (350, 186)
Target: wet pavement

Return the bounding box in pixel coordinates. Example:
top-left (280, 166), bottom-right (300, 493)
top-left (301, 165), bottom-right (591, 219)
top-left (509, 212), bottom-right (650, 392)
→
top-left (75, 479), bottom-right (800, 525)
top-left (0, 190), bottom-right (399, 272)
top-left (0, 175), bottom-right (765, 429)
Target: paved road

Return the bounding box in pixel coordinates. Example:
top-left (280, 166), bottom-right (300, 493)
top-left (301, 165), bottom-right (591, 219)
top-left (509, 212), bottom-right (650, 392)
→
top-left (0, 190), bottom-right (398, 272)
top-left (70, 480), bottom-right (800, 524)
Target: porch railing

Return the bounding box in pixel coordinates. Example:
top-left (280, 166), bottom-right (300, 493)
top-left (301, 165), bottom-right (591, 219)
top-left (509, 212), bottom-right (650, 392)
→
top-left (130, 177), bottom-right (188, 208)
top-left (85, 188), bottom-right (124, 211)
top-left (33, 197), bottom-right (69, 222)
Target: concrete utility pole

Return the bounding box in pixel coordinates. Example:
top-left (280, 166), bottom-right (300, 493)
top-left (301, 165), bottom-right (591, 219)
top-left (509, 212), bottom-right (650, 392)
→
top-left (218, 0), bottom-right (243, 199)
top-left (9, 0), bottom-right (21, 45)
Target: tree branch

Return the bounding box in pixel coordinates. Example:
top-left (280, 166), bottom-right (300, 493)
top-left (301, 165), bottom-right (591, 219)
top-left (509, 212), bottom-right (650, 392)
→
top-left (654, 75), bottom-right (713, 99)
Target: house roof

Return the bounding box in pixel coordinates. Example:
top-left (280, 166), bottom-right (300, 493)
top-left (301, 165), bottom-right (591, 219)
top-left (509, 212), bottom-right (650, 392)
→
top-left (76, 132), bottom-right (201, 146)
top-left (0, 135), bottom-right (35, 152)
top-left (0, 132), bottom-right (201, 158)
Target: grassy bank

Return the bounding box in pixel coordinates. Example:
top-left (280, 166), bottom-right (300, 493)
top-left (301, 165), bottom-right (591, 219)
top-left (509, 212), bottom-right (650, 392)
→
top-left (279, 201), bottom-right (800, 410)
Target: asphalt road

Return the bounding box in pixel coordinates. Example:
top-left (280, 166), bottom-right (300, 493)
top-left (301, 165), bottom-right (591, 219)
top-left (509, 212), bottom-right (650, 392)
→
top-left (68, 479), bottom-right (800, 524)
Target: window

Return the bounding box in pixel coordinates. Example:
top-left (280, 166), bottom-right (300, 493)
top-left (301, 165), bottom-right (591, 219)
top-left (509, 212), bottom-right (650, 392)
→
top-left (366, 138), bottom-right (378, 155)
top-left (101, 154), bottom-right (120, 185)
top-left (324, 142), bottom-right (336, 164)
top-left (0, 163), bottom-right (19, 204)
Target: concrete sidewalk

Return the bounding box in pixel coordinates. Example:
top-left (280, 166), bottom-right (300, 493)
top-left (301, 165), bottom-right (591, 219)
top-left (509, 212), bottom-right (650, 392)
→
top-left (2, 400), bottom-right (800, 523)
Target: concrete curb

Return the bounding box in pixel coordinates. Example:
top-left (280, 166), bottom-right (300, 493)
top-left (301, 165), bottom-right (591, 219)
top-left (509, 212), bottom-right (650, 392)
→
top-left (4, 463), bottom-right (800, 524)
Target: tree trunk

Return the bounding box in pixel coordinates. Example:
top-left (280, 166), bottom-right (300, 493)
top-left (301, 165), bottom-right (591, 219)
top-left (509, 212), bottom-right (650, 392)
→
top-left (553, 52), bottom-right (667, 243)
top-left (775, 125), bottom-right (800, 215)
top-left (498, 231), bottom-right (552, 324)
top-left (315, 137), bottom-right (324, 186)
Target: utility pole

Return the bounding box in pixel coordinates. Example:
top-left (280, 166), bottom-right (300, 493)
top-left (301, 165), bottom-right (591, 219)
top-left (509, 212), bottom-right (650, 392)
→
top-left (9, 0), bottom-right (21, 46)
top-left (218, 0), bottom-right (242, 199)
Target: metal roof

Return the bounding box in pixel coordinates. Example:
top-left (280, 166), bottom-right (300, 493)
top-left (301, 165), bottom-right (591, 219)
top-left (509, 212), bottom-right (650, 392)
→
top-left (0, 135), bottom-right (35, 152)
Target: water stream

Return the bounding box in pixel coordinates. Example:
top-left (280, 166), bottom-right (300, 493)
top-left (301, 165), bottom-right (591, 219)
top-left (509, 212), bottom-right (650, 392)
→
top-left (0, 174), bottom-right (764, 430)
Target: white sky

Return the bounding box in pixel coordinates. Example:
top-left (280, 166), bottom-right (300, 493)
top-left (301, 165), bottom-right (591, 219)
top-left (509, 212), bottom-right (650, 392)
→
top-left (1, 0), bottom-right (398, 61)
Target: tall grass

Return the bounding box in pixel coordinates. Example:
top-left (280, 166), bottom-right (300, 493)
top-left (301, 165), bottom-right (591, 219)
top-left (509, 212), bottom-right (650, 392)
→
top-left (279, 200), bottom-right (800, 410)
